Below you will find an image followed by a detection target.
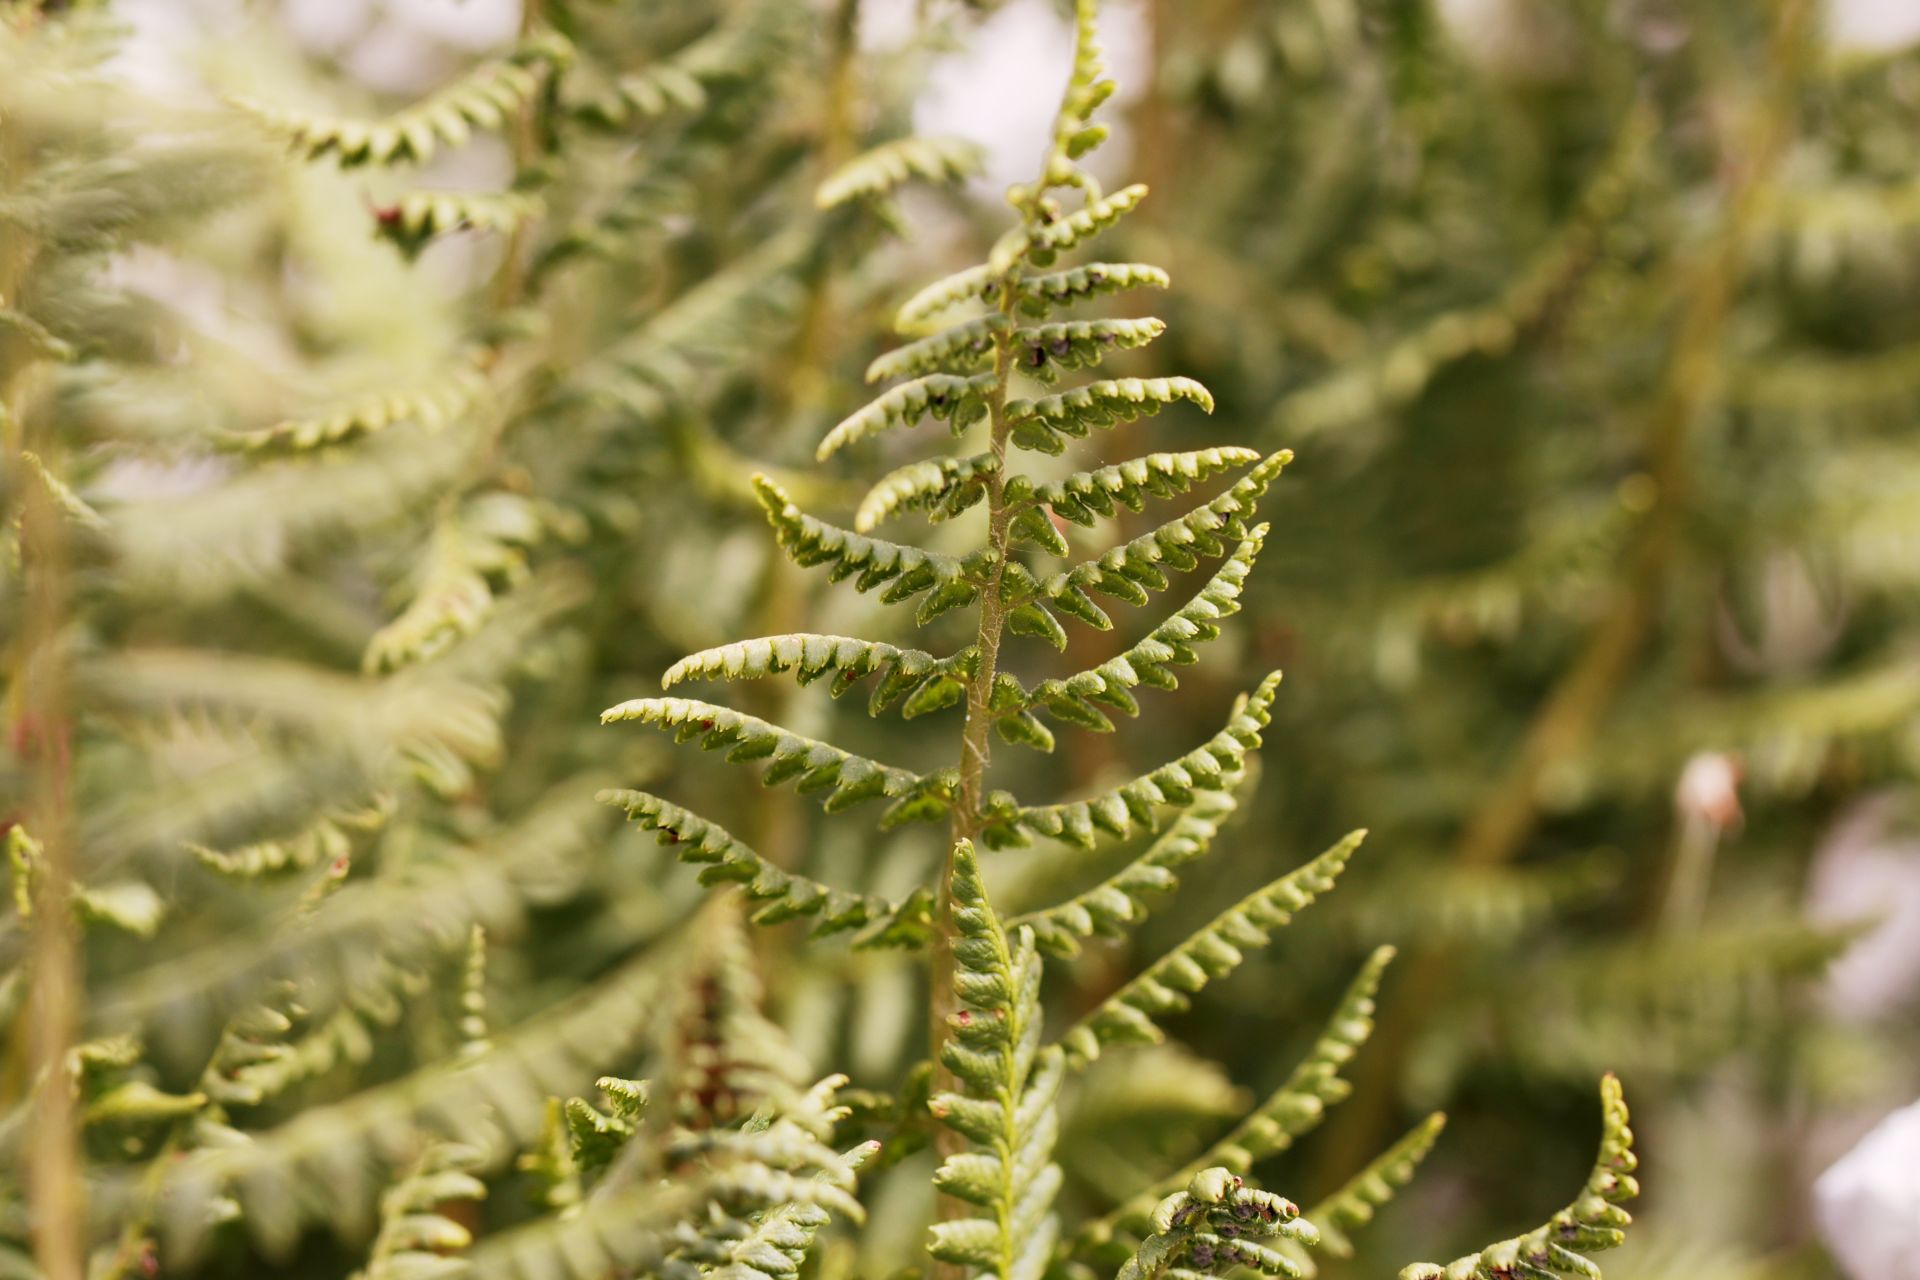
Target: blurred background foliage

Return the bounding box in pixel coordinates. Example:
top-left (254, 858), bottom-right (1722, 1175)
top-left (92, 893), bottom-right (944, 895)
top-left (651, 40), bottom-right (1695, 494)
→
top-left (2, 0), bottom-right (1917, 1277)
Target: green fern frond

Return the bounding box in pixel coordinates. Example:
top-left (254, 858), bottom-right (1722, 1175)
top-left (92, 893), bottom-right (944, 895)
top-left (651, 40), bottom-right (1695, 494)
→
top-left (1017, 262), bottom-right (1170, 317)
top-left (374, 189), bottom-right (544, 259)
top-left (1075, 947), bottom-right (1396, 1255)
top-left (358, 1143), bottom-right (487, 1280)
top-left (1059, 831), bottom-right (1364, 1064)
top-left (854, 453), bottom-right (999, 531)
top-left (1013, 451), bottom-right (1287, 630)
top-left (700, 1164), bottom-right (871, 1280)
top-left (1399, 1075), bottom-right (1636, 1280)
top-left (1000, 184), bottom-right (1150, 269)
top-left (228, 364), bottom-right (489, 453)
top-left (815, 373), bottom-right (996, 460)
top-left (753, 475), bottom-right (981, 622)
top-left (985, 671), bottom-right (1281, 849)
top-left (1006, 317), bottom-right (1166, 385)
top-left (817, 135), bottom-right (985, 209)
top-left (598, 696), bottom-right (950, 820)
top-left (188, 814), bottom-right (352, 879)
top-left (1304, 1112), bottom-right (1446, 1266)
top-left (895, 264), bottom-right (998, 331)
top-left (19, 450), bottom-right (108, 531)
top-left (1005, 376), bottom-right (1215, 456)
top-left (1010, 779), bottom-right (1243, 957)
top-left (662, 634), bottom-right (977, 718)
top-left (1023, 449), bottom-right (1259, 530)
top-left (927, 841), bottom-right (1065, 1280)
top-left (1116, 1168), bottom-right (1318, 1280)
top-left (600, 789), bottom-right (935, 945)
top-left (234, 33), bottom-right (570, 168)
top-left (160, 948), bottom-right (666, 1260)
top-left (1011, 527), bottom-right (1265, 728)
top-left (464, 1159), bottom-right (865, 1280)
top-left (366, 495), bottom-right (543, 673)
top-left (865, 314), bottom-right (1008, 384)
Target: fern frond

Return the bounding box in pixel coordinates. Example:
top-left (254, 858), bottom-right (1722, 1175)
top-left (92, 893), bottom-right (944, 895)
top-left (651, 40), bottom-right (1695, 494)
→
top-left (865, 315), bottom-right (1008, 384)
top-left (1399, 1075), bottom-right (1636, 1280)
top-left (854, 453), bottom-right (999, 531)
top-left (1304, 1112), bottom-right (1446, 1265)
top-left (359, 1143), bottom-right (487, 1280)
top-left (188, 814), bottom-right (353, 879)
top-left (1115, 1168), bottom-right (1317, 1280)
top-left (1013, 527), bottom-right (1265, 730)
top-left (464, 1160), bottom-right (865, 1280)
top-left (1060, 831), bottom-right (1364, 1064)
top-left (753, 475), bottom-right (980, 622)
top-left (160, 948), bottom-right (666, 1259)
top-left (1017, 262), bottom-right (1170, 317)
top-left (815, 373), bottom-right (996, 460)
top-left (20, 450), bottom-right (108, 531)
top-left (1005, 377), bottom-right (1214, 456)
top-left (598, 696), bottom-right (950, 820)
top-left (1007, 184), bottom-right (1150, 267)
top-left (1075, 946), bottom-right (1396, 1254)
top-left (1010, 779), bottom-right (1243, 957)
top-left (234, 33), bottom-right (570, 168)
top-left (927, 842), bottom-right (1064, 1280)
top-left (1006, 317), bottom-right (1166, 384)
top-left (1016, 451), bottom-right (1288, 631)
top-left (985, 671), bottom-right (1281, 850)
top-left (1025, 449), bottom-right (1258, 528)
top-left (817, 135), bottom-right (985, 209)
top-left (374, 189), bottom-right (544, 258)
top-left (600, 789), bottom-right (935, 946)
top-left (228, 364), bottom-right (488, 453)
top-left (662, 634), bottom-right (977, 718)
top-left (896, 264), bottom-right (998, 331)
top-left (365, 495), bottom-right (543, 673)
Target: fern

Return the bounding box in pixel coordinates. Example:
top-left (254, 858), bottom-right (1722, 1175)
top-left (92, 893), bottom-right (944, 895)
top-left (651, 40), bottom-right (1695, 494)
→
top-left (233, 33), bottom-right (572, 168)
top-left (925, 841), bottom-right (1065, 1280)
top-left (1398, 1076), bottom-right (1637, 1280)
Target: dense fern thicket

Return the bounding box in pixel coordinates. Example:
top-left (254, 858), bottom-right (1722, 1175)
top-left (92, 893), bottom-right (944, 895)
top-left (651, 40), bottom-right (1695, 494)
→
top-left (0, 0), bottom-right (1911, 1279)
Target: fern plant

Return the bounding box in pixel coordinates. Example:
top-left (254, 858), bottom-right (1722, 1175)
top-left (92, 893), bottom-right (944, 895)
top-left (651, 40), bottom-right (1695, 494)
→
top-left (599, 5), bottom-right (1640, 1280)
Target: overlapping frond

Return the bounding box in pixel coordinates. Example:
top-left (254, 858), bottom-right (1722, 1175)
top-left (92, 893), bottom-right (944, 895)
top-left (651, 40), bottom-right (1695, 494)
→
top-left (1008, 453), bottom-right (1288, 633)
top-left (1115, 1168), bottom-right (1318, 1280)
top-left (927, 842), bottom-right (1065, 1280)
top-left (1009, 528), bottom-right (1265, 728)
top-left (1399, 1076), bottom-right (1636, 1280)
top-left (983, 672), bottom-right (1281, 849)
top-left (1074, 946), bottom-right (1397, 1256)
top-left (1060, 831), bottom-right (1364, 1064)
top-left (1010, 780), bottom-right (1242, 957)
top-left (1018, 263), bottom-right (1170, 317)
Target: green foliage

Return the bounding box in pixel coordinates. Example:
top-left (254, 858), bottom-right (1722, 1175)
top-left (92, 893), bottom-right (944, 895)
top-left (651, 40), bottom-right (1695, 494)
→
top-left (1115, 1168), bottom-right (1319, 1280)
top-left (1399, 1076), bottom-right (1636, 1280)
top-left (926, 842), bottom-right (1065, 1280)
